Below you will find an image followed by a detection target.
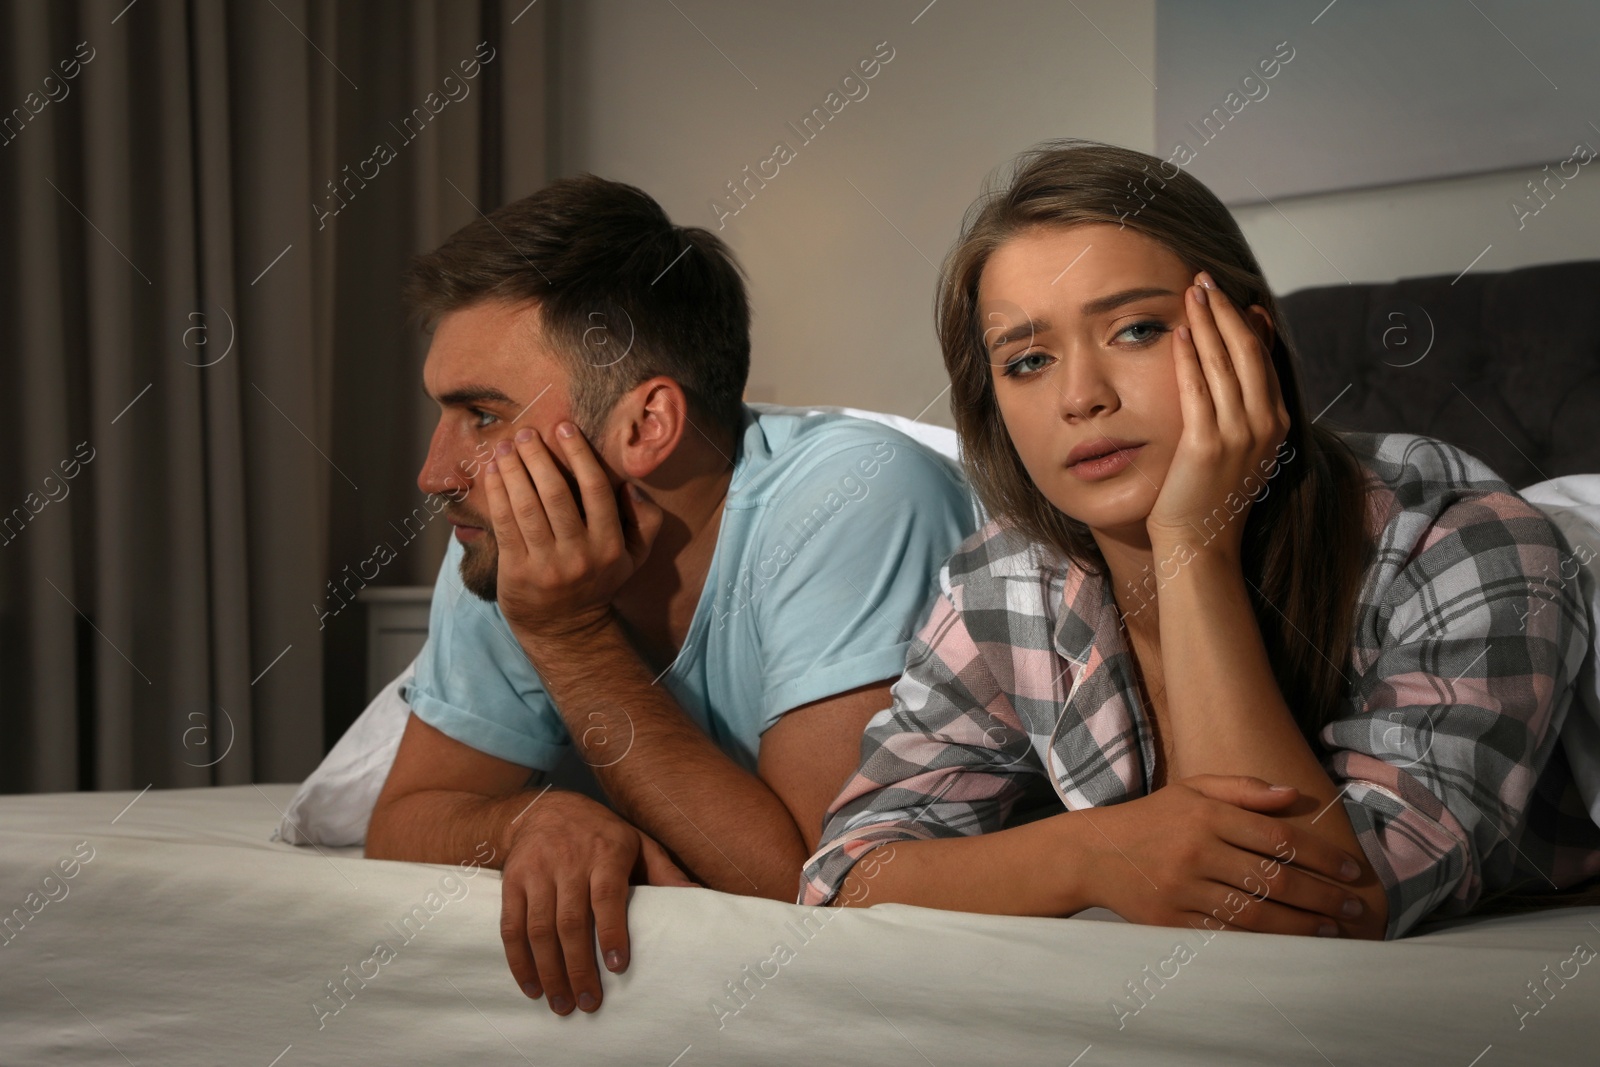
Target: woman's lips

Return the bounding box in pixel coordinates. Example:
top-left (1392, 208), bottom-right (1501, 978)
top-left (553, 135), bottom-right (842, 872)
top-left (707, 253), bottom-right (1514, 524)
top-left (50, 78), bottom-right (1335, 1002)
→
top-left (1068, 444), bottom-right (1144, 481)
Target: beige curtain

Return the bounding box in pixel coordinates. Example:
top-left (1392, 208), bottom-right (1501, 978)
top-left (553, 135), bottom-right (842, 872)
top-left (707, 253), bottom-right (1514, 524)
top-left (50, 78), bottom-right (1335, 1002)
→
top-left (0, 0), bottom-right (552, 793)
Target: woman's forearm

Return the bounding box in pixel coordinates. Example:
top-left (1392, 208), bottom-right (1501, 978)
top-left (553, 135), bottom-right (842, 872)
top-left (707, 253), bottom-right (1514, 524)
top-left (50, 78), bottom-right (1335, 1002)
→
top-left (1153, 544), bottom-right (1388, 937)
top-left (830, 815), bottom-right (1097, 916)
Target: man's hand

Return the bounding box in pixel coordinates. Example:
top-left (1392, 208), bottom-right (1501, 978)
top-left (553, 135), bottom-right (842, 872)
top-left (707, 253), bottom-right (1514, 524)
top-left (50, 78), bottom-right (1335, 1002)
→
top-left (1077, 774), bottom-right (1368, 936)
top-left (500, 790), bottom-right (695, 1016)
top-left (482, 422), bottom-right (663, 638)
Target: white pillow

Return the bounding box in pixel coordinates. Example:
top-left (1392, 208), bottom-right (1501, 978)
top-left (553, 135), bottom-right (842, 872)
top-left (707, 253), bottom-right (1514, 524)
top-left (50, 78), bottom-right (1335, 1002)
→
top-left (1519, 475), bottom-right (1600, 829)
top-left (274, 657), bottom-right (416, 847)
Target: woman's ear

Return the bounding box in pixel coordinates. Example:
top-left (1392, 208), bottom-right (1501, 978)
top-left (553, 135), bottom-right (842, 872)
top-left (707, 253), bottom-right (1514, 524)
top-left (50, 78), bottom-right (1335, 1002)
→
top-left (1246, 305), bottom-right (1276, 353)
top-left (613, 377), bottom-right (688, 480)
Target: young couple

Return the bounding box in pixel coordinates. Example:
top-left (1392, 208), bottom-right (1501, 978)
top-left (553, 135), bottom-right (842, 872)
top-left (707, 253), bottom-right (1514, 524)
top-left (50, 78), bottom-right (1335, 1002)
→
top-left (365, 140), bottom-right (1600, 1019)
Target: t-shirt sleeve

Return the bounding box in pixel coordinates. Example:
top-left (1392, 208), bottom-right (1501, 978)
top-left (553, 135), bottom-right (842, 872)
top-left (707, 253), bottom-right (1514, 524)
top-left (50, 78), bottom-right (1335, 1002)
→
top-left (751, 438), bottom-right (978, 730)
top-left (1322, 491), bottom-right (1594, 939)
top-left (403, 537), bottom-right (573, 772)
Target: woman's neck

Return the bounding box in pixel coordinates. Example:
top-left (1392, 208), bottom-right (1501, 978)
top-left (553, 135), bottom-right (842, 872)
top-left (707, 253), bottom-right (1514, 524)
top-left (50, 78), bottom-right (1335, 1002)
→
top-left (1090, 526), bottom-right (1162, 641)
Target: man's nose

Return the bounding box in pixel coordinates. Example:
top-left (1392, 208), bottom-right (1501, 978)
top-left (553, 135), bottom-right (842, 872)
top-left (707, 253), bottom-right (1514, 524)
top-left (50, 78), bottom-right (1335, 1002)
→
top-left (418, 426), bottom-right (469, 499)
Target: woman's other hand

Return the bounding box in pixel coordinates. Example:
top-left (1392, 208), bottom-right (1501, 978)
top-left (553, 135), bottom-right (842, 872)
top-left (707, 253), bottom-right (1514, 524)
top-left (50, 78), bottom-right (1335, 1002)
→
top-left (1072, 773), bottom-right (1367, 936)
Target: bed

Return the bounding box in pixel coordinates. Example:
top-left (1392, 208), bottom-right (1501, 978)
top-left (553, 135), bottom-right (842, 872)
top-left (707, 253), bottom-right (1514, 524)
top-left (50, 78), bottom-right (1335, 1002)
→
top-left (3, 783), bottom-right (1598, 1065)
top-left (5, 260), bottom-right (1600, 1065)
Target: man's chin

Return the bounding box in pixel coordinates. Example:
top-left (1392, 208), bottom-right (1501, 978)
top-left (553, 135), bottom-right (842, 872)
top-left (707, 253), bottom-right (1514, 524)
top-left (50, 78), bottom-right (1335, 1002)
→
top-left (458, 539), bottom-right (499, 602)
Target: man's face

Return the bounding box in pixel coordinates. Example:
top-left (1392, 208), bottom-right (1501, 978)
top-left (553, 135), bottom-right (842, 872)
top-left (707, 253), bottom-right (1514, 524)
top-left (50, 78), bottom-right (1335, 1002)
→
top-left (418, 299), bottom-right (587, 601)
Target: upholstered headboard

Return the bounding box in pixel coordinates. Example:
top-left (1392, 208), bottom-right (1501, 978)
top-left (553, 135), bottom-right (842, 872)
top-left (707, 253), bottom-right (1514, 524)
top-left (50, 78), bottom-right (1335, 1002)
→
top-left (1278, 259), bottom-right (1600, 487)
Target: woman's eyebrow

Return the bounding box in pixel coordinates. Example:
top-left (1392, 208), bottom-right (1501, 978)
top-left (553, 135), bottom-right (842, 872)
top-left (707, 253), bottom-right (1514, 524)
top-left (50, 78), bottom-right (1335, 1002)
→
top-left (986, 318), bottom-right (1049, 351)
top-left (1079, 286), bottom-right (1176, 317)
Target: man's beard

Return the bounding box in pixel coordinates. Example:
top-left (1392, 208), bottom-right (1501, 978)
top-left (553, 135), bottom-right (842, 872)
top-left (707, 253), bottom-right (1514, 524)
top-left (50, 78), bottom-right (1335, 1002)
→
top-left (458, 534), bottom-right (499, 602)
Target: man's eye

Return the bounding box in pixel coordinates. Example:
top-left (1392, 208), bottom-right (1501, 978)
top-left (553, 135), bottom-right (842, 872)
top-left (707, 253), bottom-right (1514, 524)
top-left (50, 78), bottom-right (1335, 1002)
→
top-left (469, 407), bottom-right (498, 429)
top-left (1114, 321), bottom-right (1167, 345)
top-left (1002, 351), bottom-right (1052, 378)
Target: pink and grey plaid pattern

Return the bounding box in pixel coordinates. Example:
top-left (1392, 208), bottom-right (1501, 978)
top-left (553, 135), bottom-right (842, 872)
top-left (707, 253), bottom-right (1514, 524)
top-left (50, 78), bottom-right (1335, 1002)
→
top-left (799, 432), bottom-right (1600, 939)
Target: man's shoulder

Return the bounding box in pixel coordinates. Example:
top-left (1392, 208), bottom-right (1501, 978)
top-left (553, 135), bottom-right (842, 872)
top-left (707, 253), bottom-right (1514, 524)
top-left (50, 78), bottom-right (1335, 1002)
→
top-left (738, 403), bottom-right (970, 506)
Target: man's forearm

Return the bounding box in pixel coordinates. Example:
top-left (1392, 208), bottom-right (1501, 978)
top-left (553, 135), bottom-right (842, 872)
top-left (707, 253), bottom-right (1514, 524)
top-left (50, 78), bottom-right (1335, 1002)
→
top-left (515, 614), bottom-right (808, 900)
top-left (1154, 546), bottom-right (1388, 936)
top-left (365, 784), bottom-right (553, 868)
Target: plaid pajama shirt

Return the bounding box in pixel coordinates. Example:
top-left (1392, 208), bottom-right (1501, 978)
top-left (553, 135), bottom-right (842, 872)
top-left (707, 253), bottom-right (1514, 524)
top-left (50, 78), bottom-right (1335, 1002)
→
top-left (799, 432), bottom-right (1600, 939)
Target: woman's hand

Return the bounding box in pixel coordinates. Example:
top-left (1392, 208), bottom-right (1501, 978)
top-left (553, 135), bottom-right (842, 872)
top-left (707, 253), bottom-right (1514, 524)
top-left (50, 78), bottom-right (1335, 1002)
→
top-left (1145, 272), bottom-right (1290, 562)
top-left (1074, 774), bottom-right (1368, 937)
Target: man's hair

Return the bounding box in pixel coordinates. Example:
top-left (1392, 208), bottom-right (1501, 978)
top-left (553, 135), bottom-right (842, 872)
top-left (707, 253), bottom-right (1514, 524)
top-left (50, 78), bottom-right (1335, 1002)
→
top-left (402, 174), bottom-right (751, 440)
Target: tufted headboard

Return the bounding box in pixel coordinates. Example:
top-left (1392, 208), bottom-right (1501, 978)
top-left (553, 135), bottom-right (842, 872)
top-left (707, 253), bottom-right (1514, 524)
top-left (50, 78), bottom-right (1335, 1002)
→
top-left (1277, 259), bottom-right (1600, 488)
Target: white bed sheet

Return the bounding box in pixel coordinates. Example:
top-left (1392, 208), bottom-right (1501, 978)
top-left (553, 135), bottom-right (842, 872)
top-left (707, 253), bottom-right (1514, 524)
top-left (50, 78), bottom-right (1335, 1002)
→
top-left (2, 784), bottom-right (1597, 1066)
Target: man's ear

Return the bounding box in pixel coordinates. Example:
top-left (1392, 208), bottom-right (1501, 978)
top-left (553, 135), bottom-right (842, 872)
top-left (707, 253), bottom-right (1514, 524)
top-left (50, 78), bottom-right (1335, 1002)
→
top-left (613, 377), bottom-right (688, 480)
top-left (1246, 305), bottom-right (1276, 352)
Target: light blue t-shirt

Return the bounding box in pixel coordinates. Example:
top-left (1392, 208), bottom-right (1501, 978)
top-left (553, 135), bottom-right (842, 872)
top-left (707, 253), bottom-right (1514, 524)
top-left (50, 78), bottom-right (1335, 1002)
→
top-left (404, 404), bottom-right (979, 774)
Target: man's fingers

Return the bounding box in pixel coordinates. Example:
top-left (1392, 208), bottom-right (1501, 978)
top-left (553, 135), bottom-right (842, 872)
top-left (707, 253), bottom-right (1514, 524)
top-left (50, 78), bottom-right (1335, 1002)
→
top-left (637, 834), bottom-right (697, 887)
top-left (553, 869), bottom-right (605, 1013)
top-left (513, 428), bottom-right (585, 540)
top-left (481, 454), bottom-right (529, 564)
top-left (552, 422), bottom-right (626, 555)
top-left (590, 864), bottom-right (632, 977)
top-left (497, 437), bottom-right (558, 548)
top-left (523, 884), bottom-right (577, 1016)
top-left (498, 880), bottom-right (543, 1001)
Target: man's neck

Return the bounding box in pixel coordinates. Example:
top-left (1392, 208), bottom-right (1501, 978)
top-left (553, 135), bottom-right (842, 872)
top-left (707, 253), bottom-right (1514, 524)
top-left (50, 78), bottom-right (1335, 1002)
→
top-left (610, 435), bottom-right (736, 664)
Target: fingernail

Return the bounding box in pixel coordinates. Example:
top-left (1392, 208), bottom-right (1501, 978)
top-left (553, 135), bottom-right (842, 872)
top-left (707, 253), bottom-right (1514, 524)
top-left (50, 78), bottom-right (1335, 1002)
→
top-left (1175, 324), bottom-right (1191, 342)
top-left (1341, 898), bottom-right (1363, 918)
top-left (1268, 784), bottom-right (1295, 792)
top-left (495, 440), bottom-right (513, 455)
top-left (514, 428), bottom-right (533, 443)
top-left (1341, 860), bottom-right (1361, 881)
top-left (605, 949), bottom-right (625, 971)
top-left (485, 460), bottom-right (498, 474)
top-left (1193, 284), bottom-right (1209, 306)
top-left (578, 992), bottom-right (598, 1012)
top-left (1316, 922), bottom-right (1339, 938)
top-left (557, 421), bottom-right (577, 438)
top-left (1198, 271), bottom-right (1217, 290)
top-left (550, 994), bottom-right (573, 1014)
top-left (521, 981), bottom-right (542, 999)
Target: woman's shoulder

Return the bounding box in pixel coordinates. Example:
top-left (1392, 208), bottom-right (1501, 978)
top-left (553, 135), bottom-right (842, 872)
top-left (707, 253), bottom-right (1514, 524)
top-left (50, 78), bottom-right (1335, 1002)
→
top-left (941, 519), bottom-right (1072, 590)
top-left (1334, 429), bottom-right (1556, 545)
top-left (1336, 430), bottom-right (1520, 497)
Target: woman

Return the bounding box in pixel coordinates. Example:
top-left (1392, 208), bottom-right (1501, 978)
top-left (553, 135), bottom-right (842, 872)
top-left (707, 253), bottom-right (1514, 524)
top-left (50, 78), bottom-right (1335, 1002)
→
top-left (798, 140), bottom-right (1600, 940)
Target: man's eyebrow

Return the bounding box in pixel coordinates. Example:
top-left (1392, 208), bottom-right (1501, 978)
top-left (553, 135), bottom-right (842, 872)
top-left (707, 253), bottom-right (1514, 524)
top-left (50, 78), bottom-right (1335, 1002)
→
top-left (1079, 287), bottom-right (1176, 318)
top-left (423, 382), bottom-right (517, 407)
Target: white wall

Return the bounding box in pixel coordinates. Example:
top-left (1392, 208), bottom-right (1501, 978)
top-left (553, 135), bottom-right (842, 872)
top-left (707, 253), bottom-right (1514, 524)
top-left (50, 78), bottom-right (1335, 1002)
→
top-left (554, 0), bottom-right (1598, 425)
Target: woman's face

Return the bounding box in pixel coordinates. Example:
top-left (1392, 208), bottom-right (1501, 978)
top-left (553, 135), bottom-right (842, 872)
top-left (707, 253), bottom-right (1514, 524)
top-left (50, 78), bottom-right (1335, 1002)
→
top-left (979, 222), bottom-right (1263, 547)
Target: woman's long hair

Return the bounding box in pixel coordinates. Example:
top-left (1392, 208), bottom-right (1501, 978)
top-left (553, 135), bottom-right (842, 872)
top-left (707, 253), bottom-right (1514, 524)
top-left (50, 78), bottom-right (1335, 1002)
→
top-left (936, 139), bottom-right (1373, 755)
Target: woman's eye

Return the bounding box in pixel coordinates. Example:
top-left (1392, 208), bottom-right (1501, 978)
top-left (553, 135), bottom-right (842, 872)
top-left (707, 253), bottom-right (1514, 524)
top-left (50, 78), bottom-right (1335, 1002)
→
top-left (1003, 351), bottom-right (1052, 377)
top-left (469, 407), bottom-right (498, 429)
top-left (1114, 320), bottom-right (1167, 345)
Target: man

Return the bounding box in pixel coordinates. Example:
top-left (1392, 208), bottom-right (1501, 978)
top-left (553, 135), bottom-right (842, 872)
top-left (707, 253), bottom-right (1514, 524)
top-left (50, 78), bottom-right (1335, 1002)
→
top-left (364, 175), bottom-right (975, 1018)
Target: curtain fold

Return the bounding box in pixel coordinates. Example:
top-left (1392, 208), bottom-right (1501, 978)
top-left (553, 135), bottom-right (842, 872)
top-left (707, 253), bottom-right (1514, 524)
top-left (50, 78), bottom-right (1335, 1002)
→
top-left (0, 0), bottom-right (551, 794)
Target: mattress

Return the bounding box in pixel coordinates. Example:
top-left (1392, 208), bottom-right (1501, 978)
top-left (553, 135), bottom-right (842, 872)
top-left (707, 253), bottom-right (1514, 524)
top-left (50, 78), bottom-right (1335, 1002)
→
top-left (2, 784), bottom-right (1596, 1065)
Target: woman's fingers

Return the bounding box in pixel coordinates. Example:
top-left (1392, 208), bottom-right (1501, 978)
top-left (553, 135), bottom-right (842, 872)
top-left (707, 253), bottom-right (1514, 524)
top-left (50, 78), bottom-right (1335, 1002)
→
top-left (1196, 273), bottom-right (1282, 440)
top-left (1222, 803), bottom-right (1365, 886)
top-left (1213, 842), bottom-right (1363, 928)
top-left (1171, 321), bottom-right (1217, 435)
top-left (1184, 278), bottom-right (1244, 429)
